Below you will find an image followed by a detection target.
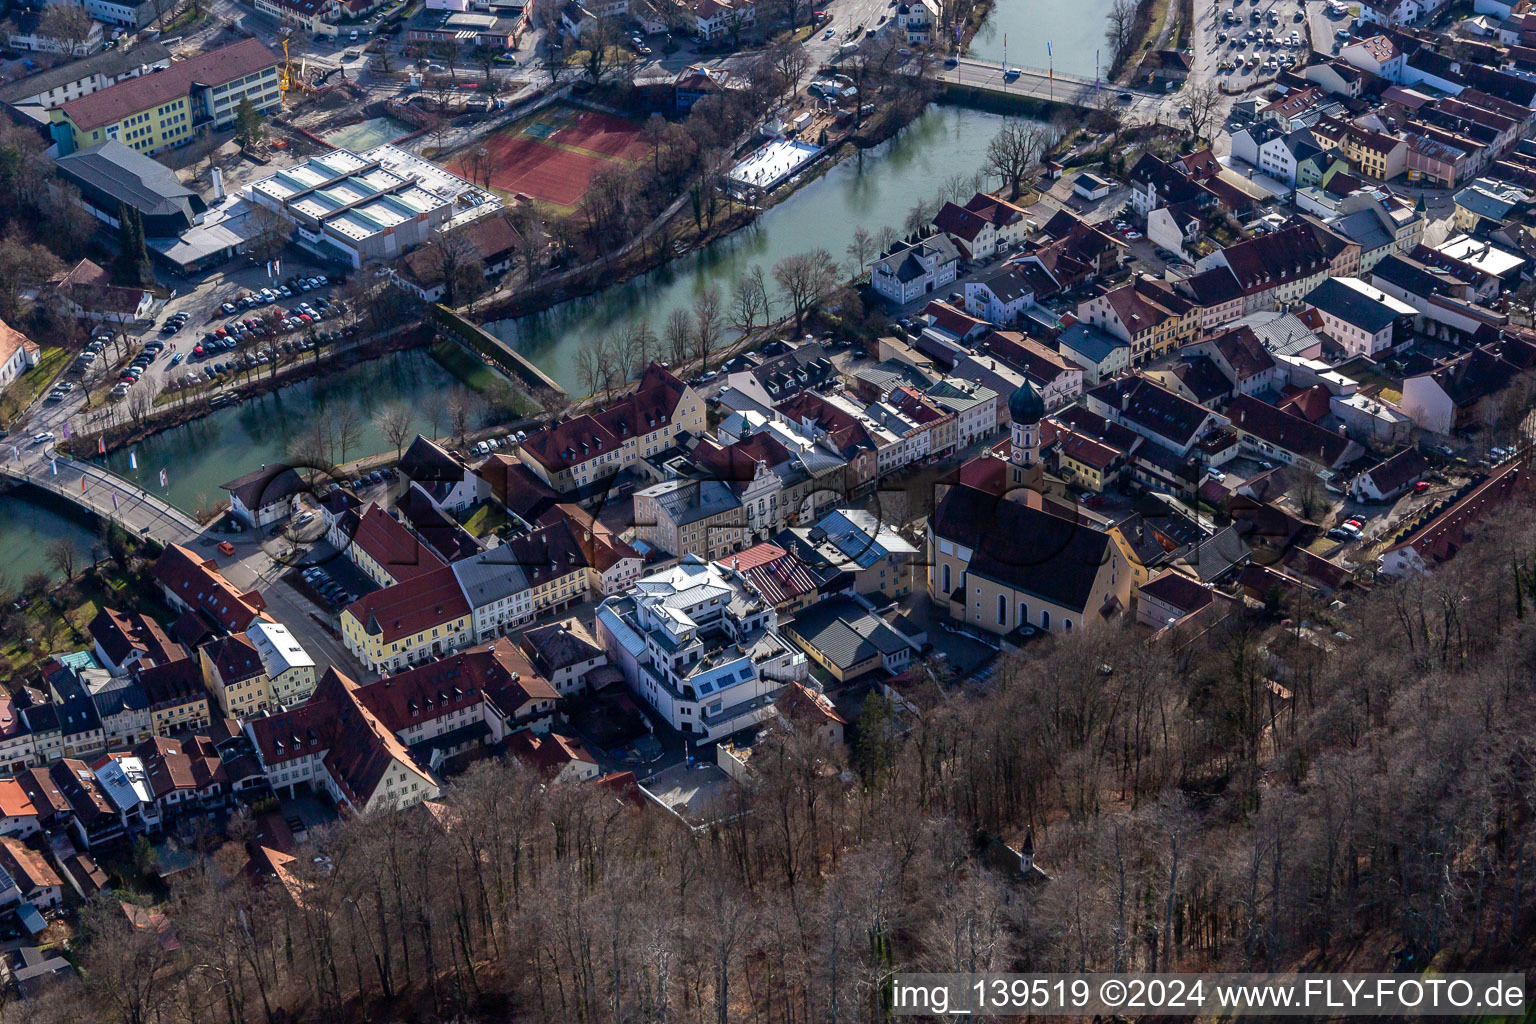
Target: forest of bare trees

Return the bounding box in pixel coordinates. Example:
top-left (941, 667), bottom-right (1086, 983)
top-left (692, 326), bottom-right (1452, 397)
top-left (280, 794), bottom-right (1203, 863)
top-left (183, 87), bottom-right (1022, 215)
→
top-left (10, 491), bottom-right (1536, 1024)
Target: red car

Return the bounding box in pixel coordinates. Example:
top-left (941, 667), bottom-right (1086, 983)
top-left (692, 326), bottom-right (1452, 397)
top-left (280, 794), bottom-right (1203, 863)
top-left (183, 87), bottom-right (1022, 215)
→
top-left (1344, 517), bottom-right (1364, 529)
top-left (1413, 481), bottom-right (1430, 493)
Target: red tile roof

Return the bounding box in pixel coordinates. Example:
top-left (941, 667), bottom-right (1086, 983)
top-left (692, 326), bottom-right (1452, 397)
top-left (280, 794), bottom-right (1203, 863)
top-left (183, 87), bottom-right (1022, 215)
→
top-left (1382, 460), bottom-right (1520, 563)
top-left (1208, 325), bottom-right (1276, 382)
top-left (508, 730), bottom-right (596, 777)
top-left (152, 544), bottom-right (265, 634)
top-left (1214, 224), bottom-right (1330, 295)
top-left (519, 413), bottom-right (621, 471)
top-left (248, 668), bottom-right (437, 807)
top-left (59, 39), bottom-right (280, 132)
top-left (0, 779), bottom-right (37, 820)
top-left (344, 563), bottom-right (469, 645)
top-left (0, 836), bottom-right (60, 893)
top-left (1227, 394), bottom-right (1353, 467)
top-left (715, 543), bottom-right (820, 607)
top-left (923, 299), bottom-right (989, 337)
top-left (354, 641), bottom-right (556, 733)
top-left (349, 503), bottom-right (447, 583)
top-left (1276, 383), bottom-right (1334, 422)
top-left (203, 634), bottom-right (264, 685)
top-left (538, 502), bottom-right (639, 572)
top-left (520, 363), bottom-right (689, 471)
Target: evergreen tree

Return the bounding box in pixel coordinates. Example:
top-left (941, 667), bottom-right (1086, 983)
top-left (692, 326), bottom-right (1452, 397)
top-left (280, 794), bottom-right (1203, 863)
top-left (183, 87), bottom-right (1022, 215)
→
top-left (113, 203), bottom-right (151, 286)
top-left (234, 97), bottom-right (266, 148)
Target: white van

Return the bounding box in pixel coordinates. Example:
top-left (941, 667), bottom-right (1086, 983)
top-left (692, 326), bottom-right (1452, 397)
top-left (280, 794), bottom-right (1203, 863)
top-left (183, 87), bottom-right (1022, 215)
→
top-left (349, 29), bottom-right (359, 41)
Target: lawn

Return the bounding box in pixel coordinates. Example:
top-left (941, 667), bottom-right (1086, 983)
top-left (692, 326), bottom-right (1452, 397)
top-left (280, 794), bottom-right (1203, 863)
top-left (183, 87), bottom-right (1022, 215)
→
top-left (0, 346), bottom-right (67, 427)
top-left (0, 562), bottom-right (156, 688)
top-left (461, 502), bottom-right (508, 537)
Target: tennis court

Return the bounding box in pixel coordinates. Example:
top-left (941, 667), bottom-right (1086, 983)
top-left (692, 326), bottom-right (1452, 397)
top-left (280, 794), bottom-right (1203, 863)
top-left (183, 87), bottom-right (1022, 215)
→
top-left (451, 103), bottom-right (651, 209)
top-left (555, 110), bottom-right (653, 160)
top-left (472, 135), bottom-right (604, 207)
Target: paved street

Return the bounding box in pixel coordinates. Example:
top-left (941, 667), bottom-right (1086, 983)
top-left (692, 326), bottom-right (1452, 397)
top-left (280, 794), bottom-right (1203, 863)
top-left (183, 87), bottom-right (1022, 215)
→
top-left (936, 57), bottom-right (1166, 119)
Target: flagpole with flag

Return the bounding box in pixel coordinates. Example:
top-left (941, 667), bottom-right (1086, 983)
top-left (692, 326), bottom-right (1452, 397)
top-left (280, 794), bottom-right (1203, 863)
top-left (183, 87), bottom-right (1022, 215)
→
top-left (159, 468), bottom-right (168, 489)
top-left (129, 450), bottom-right (138, 471)
top-left (1048, 40), bottom-right (1053, 101)
top-left (98, 436), bottom-right (105, 455)
top-left (112, 493), bottom-right (119, 512)
top-left (50, 458), bottom-right (56, 476)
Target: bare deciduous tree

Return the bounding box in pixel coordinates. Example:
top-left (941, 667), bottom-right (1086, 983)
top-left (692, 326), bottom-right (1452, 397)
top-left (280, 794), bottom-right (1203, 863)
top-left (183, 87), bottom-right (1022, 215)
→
top-left (692, 284), bottom-right (724, 373)
top-left (664, 307), bottom-right (692, 368)
top-left (772, 249), bottom-right (839, 333)
top-left (375, 403), bottom-right (413, 459)
top-left (46, 537), bottom-right (78, 582)
top-left (1183, 78), bottom-right (1224, 144)
top-left (845, 225), bottom-right (875, 279)
top-left (731, 267), bottom-right (770, 333)
top-left (986, 119), bottom-right (1053, 200)
top-left (1105, 0), bottom-right (1140, 70)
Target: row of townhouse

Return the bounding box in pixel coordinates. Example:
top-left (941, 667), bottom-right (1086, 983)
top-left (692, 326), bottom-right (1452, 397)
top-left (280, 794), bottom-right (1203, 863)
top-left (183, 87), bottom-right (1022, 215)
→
top-left (0, 728), bottom-right (262, 852)
top-left (247, 641), bottom-right (559, 810)
top-left (339, 497), bottom-right (641, 673)
top-left (514, 363), bottom-right (707, 499)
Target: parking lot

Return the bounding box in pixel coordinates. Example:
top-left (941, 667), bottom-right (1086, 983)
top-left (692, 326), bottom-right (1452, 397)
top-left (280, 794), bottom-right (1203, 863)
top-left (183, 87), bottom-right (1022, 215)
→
top-left (172, 275), bottom-right (356, 397)
top-left (33, 257), bottom-right (359, 440)
top-left (1208, 0), bottom-right (1312, 84)
top-left (1305, 0), bottom-right (1358, 58)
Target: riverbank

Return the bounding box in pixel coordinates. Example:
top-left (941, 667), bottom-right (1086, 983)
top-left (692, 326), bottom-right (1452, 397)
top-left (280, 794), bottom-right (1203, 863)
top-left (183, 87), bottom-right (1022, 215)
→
top-left (466, 93), bottom-right (932, 325)
top-left (59, 324), bottom-right (435, 460)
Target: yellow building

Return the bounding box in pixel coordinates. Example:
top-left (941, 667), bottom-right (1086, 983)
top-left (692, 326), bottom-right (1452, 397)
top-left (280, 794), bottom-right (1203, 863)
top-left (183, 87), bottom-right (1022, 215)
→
top-left (199, 634), bottom-right (275, 719)
top-left (247, 622), bottom-right (318, 708)
top-left (137, 660), bottom-right (212, 737)
top-left (50, 39), bottom-right (280, 156)
top-left (929, 480), bottom-right (1131, 637)
top-left (1052, 429), bottom-right (1122, 493)
top-left (340, 564), bottom-right (473, 674)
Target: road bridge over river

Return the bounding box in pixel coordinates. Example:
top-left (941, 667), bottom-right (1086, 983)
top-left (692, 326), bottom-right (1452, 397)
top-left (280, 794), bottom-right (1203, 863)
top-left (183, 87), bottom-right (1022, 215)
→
top-left (2, 446), bottom-right (201, 548)
top-left (933, 57), bottom-right (1168, 119)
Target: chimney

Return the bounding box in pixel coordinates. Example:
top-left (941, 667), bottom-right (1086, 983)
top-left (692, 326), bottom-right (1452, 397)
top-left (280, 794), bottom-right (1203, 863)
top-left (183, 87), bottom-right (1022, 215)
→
top-left (211, 166), bottom-right (225, 201)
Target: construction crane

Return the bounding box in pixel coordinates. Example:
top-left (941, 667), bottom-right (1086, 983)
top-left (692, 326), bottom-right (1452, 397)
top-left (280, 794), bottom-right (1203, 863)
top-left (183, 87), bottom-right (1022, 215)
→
top-left (279, 34), bottom-right (296, 91)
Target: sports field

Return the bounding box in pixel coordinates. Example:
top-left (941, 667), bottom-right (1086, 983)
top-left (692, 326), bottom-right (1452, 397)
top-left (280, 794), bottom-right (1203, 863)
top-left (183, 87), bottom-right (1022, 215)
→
top-left (455, 104), bottom-right (652, 210)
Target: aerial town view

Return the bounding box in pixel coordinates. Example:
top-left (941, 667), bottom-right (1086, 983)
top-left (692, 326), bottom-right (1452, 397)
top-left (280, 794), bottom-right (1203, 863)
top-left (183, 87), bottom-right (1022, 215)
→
top-left (0, 0), bottom-right (1532, 1010)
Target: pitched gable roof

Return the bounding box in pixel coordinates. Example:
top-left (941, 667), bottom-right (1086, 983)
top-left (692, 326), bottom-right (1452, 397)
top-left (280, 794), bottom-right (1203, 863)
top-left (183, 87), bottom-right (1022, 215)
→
top-left (58, 39), bottom-right (278, 131)
top-left (931, 485), bottom-right (1116, 613)
top-left (1227, 394), bottom-right (1353, 467)
top-left (152, 544), bottom-right (264, 634)
top-left (349, 503), bottom-right (448, 583)
top-left (344, 564), bottom-right (469, 644)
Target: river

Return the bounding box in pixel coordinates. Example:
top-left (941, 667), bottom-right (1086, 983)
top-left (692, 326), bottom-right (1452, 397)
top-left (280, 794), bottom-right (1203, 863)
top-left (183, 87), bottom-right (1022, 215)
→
top-left (0, 492), bottom-right (103, 585)
top-left (96, 348), bottom-right (460, 516)
top-left (967, 0), bottom-right (1118, 79)
top-left (485, 104), bottom-right (1025, 391)
top-left (1, 49), bottom-right (1067, 557)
